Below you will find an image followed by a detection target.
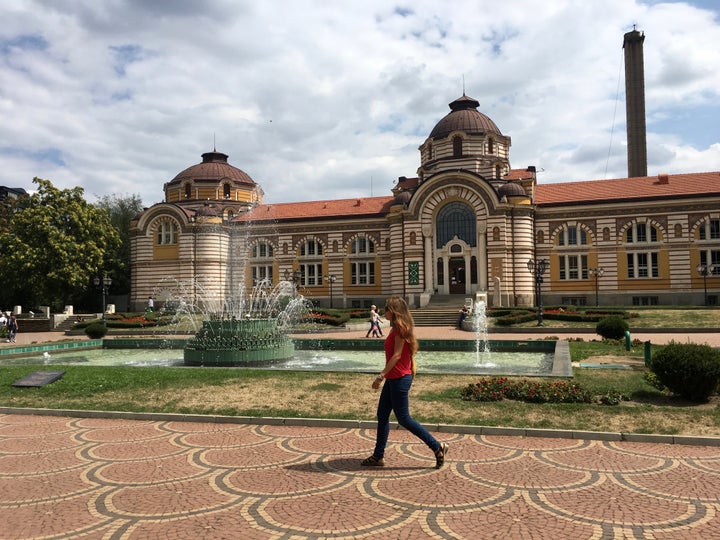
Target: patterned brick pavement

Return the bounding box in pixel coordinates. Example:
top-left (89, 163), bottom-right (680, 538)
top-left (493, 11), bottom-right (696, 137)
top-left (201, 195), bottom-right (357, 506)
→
top-left (2, 413), bottom-right (720, 539)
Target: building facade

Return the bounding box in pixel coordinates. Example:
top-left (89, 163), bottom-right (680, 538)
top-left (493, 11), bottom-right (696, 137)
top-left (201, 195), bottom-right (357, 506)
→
top-left (129, 95), bottom-right (720, 311)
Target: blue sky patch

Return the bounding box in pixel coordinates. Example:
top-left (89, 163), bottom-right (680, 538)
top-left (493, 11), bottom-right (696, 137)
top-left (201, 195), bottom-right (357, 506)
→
top-left (0, 147), bottom-right (65, 166)
top-left (1, 34), bottom-right (48, 55)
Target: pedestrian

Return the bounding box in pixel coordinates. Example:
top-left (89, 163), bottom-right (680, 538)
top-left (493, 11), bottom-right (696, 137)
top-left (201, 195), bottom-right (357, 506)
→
top-left (457, 305), bottom-right (469, 329)
top-left (147, 296), bottom-right (154, 312)
top-left (361, 295), bottom-right (448, 468)
top-left (365, 305), bottom-right (380, 338)
top-left (6, 312), bottom-right (18, 343)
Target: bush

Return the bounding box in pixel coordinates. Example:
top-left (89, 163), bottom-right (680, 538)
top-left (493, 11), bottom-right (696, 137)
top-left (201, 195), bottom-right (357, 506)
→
top-left (84, 322), bottom-right (108, 339)
top-left (595, 315), bottom-right (629, 340)
top-left (649, 342), bottom-right (720, 402)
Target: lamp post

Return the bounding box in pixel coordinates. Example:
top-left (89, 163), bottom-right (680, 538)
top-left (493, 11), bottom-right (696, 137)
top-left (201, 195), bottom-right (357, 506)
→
top-left (93, 274), bottom-right (112, 326)
top-left (527, 258), bottom-right (548, 326)
top-left (589, 267), bottom-right (604, 307)
top-left (697, 263), bottom-right (711, 306)
top-left (324, 274), bottom-right (336, 308)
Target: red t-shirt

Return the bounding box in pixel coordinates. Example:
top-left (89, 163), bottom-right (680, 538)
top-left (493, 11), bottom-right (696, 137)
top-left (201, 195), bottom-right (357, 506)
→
top-left (383, 328), bottom-right (413, 379)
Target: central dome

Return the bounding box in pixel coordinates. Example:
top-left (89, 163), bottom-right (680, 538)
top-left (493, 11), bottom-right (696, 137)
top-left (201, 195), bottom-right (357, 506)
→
top-left (169, 151), bottom-right (255, 186)
top-left (429, 95), bottom-right (502, 140)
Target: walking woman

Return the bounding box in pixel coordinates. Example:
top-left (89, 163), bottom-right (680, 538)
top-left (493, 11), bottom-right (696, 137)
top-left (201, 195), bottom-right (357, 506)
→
top-left (361, 296), bottom-right (448, 468)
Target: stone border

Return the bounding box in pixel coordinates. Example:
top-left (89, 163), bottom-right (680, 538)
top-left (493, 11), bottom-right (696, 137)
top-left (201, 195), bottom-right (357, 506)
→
top-left (2, 406), bottom-right (718, 447)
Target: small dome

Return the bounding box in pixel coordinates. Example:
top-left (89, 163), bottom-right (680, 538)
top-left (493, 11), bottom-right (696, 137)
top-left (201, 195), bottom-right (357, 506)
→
top-left (394, 191), bottom-right (412, 205)
top-left (497, 182), bottom-right (527, 198)
top-left (169, 151), bottom-right (255, 186)
top-left (429, 95), bottom-right (502, 140)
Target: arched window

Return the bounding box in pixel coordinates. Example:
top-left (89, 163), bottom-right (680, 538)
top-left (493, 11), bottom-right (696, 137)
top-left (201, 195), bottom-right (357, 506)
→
top-left (409, 231), bottom-right (417, 245)
top-left (436, 202), bottom-right (476, 248)
top-left (495, 165), bottom-right (502, 180)
top-left (674, 223), bottom-right (682, 238)
top-left (184, 183), bottom-right (191, 199)
top-left (452, 136), bottom-right (463, 158)
top-left (557, 227), bottom-right (588, 246)
top-left (698, 218), bottom-right (720, 240)
top-left (487, 138), bottom-right (494, 154)
top-left (623, 222), bottom-right (661, 279)
top-left (492, 227), bottom-right (500, 242)
top-left (350, 236), bottom-right (375, 254)
top-left (223, 184), bottom-right (231, 199)
top-left (536, 230), bottom-right (545, 244)
top-left (156, 219), bottom-right (178, 245)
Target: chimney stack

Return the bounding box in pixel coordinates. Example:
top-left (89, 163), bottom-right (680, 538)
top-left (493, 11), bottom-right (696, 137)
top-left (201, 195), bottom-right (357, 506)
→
top-left (623, 28), bottom-right (648, 178)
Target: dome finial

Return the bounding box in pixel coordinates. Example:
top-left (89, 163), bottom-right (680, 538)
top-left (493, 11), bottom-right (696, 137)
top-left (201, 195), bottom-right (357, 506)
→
top-left (462, 74), bottom-right (466, 96)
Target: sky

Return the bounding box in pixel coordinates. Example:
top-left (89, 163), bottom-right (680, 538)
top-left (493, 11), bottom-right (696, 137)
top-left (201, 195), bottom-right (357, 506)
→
top-left (1, 0), bottom-right (719, 207)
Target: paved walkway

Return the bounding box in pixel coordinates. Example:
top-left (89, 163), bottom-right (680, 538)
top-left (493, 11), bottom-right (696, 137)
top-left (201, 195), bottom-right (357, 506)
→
top-left (2, 413), bottom-right (720, 539)
top-left (2, 327), bottom-right (720, 538)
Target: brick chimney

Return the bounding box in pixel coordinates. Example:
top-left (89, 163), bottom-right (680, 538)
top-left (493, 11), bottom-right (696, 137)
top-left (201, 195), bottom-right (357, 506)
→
top-left (623, 28), bottom-right (648, 178)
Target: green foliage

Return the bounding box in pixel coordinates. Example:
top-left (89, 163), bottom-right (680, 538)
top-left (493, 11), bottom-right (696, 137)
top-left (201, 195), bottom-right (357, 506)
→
top-left (461, 377), bottom-right (593, 404)
top-left (595, 315), bottom-right (630, 340)
top-left (0, 178), bottom-right (121, 311)
top-left (95, 194), bottom-right (143, 296)
top-left (649, 342), bottom-right (720, 402)
top-left (85, 322), bottom-right (108, 339)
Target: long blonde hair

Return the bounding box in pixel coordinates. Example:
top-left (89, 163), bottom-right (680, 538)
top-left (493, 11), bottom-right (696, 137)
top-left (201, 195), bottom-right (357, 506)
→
top-left (385, 296), bottom-right (418, 358)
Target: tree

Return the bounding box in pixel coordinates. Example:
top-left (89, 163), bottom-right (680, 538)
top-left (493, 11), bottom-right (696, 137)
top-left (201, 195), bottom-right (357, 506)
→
top-left (95, 193), bottom-right (144, 297)
top-left (0, 178), bottom-right (120, 311)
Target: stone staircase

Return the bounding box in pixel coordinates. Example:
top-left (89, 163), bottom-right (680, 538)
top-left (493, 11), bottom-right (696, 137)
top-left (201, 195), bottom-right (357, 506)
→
top-left (410, 295), bottom-right (468, 327)
top-left (54, 314), bottom-right (97, 332)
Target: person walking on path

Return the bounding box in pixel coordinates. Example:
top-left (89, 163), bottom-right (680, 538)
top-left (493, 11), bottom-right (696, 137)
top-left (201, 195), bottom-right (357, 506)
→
top-left (362, 296), bottom-right (448, 468)
top-left (6, 312), bottom-right (18, 343)
top-left (365, 305), bottom-right (382, 338)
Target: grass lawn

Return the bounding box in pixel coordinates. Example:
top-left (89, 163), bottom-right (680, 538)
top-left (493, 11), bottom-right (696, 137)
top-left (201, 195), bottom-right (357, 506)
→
top-left (2, 338), bottom-right (719, 437)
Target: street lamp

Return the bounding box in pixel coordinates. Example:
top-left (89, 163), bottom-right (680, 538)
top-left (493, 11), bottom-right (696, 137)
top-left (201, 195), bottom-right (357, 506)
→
top-left (589, 267), bottom-right (605, 307)
top-left (697, 263), bottom-right (712, 306)
top-left (527, 258), bottom-right (548, 326)
top-left (324, 274), bottom-right (337, 308)
top-left (93, 274), bottom-right (112, 326)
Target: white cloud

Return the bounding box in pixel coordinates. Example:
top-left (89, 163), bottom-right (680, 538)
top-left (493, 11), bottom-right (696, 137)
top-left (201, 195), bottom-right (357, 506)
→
top-left (0, 0), bottom-right (718, 205)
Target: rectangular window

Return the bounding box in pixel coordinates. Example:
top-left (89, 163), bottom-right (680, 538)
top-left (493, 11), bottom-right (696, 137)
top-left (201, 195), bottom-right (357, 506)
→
top-left (301, 263), bottom-right (322, 286)
top-left (558, 231), bottom-right (565, 246)
top-left (351, 262), bottom-right (375, 285)
top-left (559, 255), bottom-right (587, 280)
top-left (568, 255), bottom-right (579, 279)
top-left (628, 252), bottom-right (659, 278)
top-left (252, 266), bottom-right (273, 284)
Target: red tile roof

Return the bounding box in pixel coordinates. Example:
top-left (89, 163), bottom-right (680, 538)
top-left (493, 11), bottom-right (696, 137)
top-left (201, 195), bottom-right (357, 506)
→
top-left (233, 171), bottom-right (720, 222)
top-left (235, 196), bottom-right (395, 223)
top-left (536, 171), bottom-right (720, 206)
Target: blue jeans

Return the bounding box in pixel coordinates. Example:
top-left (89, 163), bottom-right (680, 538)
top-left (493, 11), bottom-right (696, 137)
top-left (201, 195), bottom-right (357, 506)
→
top-left (373, 375), bottom-right (440, 458)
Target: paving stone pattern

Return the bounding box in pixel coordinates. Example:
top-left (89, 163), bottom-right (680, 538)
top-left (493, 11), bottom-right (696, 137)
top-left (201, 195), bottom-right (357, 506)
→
top-left (1, 414), bottom-right (720, 539)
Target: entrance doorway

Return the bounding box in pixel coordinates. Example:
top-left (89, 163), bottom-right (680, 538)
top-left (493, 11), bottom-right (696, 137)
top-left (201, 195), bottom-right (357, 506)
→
top-left (449, 258), bottom-right (465, 294)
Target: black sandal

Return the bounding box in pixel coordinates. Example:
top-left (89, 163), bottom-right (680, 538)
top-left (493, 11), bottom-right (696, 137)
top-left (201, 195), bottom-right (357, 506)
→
top-left (435, 443), bottom-right (449, 469)
top-left (361, 455), bottom-right (385, 467)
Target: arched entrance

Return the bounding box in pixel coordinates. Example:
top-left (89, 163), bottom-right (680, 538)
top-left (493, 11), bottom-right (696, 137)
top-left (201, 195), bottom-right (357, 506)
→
top-left (435, 202), bottom-right (479, 295)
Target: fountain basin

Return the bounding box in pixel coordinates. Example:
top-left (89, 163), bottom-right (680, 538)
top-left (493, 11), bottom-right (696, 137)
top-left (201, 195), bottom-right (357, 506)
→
top-left (183, 319), bottom-right (294, 366)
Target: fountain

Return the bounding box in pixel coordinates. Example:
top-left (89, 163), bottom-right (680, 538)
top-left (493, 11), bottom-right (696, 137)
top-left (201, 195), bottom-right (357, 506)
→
top-left (153, 278), bottom-right (310, 367)
top-left (472, 300), bottom-right (493, 367)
